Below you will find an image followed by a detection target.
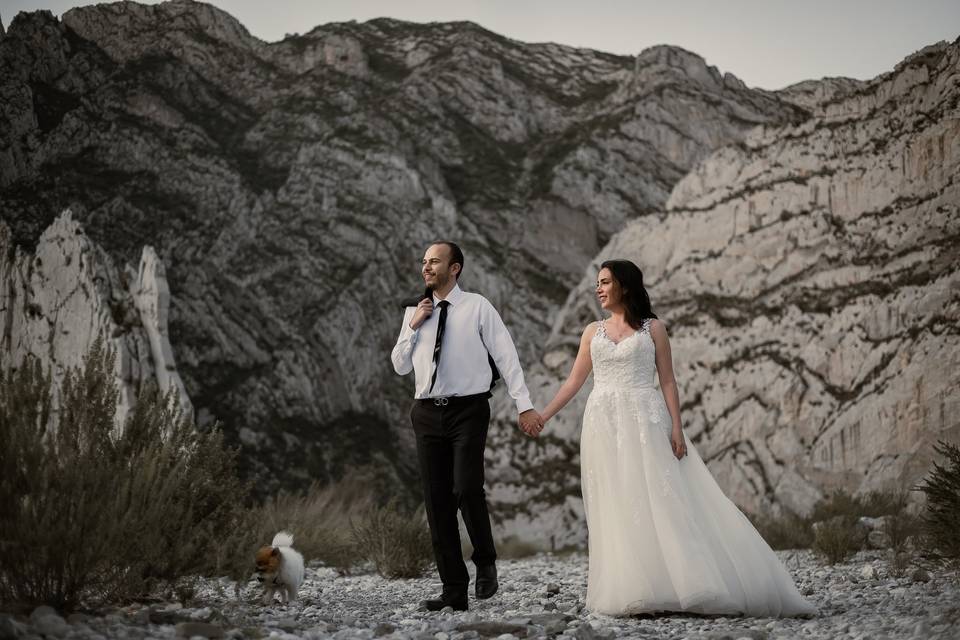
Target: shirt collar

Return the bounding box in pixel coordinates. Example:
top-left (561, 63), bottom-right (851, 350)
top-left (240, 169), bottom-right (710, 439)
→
top-left (433, 283), bottom-right (463, 306)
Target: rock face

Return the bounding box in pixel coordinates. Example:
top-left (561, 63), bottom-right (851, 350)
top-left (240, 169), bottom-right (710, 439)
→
top-left (0, 210), bottom-right (192, 426)
top-left (0, 2), bottom-right (803, 497)
top-left (522, 39), bottom-right (960, 544)
top-left (776, 77), bottom-right (867, 111)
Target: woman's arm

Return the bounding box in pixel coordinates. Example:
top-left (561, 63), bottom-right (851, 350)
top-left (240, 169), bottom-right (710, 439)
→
top-left (540, 322), bottom-right (598, 426)
top-left (650, 319), bottom-right (687, 459)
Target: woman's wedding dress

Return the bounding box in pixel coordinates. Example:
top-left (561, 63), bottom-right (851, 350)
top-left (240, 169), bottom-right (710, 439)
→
top-left (580, 319), bottom-right (816, 617)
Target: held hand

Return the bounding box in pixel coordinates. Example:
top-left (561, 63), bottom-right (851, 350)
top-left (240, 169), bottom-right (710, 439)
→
top-left (671, 427), bottom-right (687, 460)
top-left (519, 409), bottom-right (545, 438)
top-left (409, 297), bottom-right (433, 330)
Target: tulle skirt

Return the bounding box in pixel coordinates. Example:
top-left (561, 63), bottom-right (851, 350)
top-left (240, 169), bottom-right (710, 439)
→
top-left (580, 386), bottom-right (816, 617)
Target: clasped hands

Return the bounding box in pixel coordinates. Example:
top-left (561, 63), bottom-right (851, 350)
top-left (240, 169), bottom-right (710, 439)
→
top-left (519, 409), bottom-right (545, 438)
top-left (520, 410), bottom-right (688, 458)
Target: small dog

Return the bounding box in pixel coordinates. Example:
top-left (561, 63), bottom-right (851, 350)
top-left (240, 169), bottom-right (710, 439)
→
top-left (254, 531), bottom-right (305, 605)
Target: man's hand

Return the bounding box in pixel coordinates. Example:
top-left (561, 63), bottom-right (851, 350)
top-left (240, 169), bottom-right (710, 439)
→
top-left (519, 409), bottom-right (544, 438)
top-left (409, 297), bottom-right (433, 330)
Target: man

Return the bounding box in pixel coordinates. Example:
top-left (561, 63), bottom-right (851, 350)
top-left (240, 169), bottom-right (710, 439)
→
top-left (391, 241), bottom-right (543, 611)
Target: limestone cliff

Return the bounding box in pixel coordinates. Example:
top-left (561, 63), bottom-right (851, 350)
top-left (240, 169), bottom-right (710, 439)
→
top-left (515, 40), bottom-right (960, 545)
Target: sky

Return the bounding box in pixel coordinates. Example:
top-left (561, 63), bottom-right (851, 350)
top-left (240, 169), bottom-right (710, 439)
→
top-left (3, 0), bottom-right (958, 90)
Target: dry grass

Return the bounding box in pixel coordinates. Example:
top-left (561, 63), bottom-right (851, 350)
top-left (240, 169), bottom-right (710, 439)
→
top-left (495, 536), bottom-right (541, 559)
top-left (215, 471), bottom-right (379, 581)
top-left (350, 499), bottom-right (433, 579)
top-left (748, 511), bottom-right (815, 551)
top-left (812, 516), bottom-right (862, 564)
top-left (746, 488), bottom-right (923, 565)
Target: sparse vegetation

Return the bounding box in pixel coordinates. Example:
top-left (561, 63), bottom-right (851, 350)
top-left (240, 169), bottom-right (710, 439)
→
top-left (812, 515), bottom-right (863, 564)
top-left (810, 488), bottom-right (904, 522)
top-left (351, 499), bottom-right (434, 579)
top-left (215, 472), bottom-right (379, 581)
top-left (748, 511), bottom-right (815, 551)
top-left (882, 492), bottom-right (921, 553)
top-left (747, 488), bottom-right (925, 566)
top-left (0, 339), bottom-right (248, 609)
top-left (0, 340), bottom-right (438, 609)
top-left (495, 536), bottom-right (541, 559)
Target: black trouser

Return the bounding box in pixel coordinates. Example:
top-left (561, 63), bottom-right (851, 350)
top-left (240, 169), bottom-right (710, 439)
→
top-left (411, 394), bottom-right (497, 591)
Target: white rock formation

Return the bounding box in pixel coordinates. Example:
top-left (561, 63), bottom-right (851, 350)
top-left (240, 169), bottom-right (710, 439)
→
top-left (0, 210), bottom-right (193, 429)
top-left (129, 246), bottom-right (193, 416)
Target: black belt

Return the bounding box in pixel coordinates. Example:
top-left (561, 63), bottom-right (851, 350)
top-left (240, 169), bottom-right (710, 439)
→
top-left (418, 392), bottom-right (491, 407)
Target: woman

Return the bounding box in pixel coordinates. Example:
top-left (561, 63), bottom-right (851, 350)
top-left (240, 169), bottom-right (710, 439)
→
top-left (532, 259), bottom-right (816, 617)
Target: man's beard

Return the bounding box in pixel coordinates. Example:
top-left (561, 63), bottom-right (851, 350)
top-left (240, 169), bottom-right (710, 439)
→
top-left (426, 273), bottom-right (448, 291)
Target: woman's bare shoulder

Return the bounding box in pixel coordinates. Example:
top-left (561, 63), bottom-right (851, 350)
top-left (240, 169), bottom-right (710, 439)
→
top-left (648, 318), bottom-right (668, 337)
top-left (582, 321), bottom-right (600, 341)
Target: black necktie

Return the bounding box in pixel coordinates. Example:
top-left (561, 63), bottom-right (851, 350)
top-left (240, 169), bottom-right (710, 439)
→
top-left (429, 300), bottom-right (450, 394)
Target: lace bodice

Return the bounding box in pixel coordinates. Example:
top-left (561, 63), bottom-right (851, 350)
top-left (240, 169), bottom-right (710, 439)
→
top-left (591, 318), bottom-right (656, 392)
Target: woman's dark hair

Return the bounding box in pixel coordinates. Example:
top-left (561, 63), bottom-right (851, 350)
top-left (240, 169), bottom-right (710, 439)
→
top-left (600, 259), bottom-right (658, 329)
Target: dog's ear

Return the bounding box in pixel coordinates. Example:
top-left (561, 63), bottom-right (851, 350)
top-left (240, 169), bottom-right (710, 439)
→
top-left (271, 547), bottom-right (280, 556)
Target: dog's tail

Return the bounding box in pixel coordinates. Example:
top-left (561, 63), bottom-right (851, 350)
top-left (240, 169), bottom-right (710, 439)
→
top-left (272, 531), bottom-right (295, 548)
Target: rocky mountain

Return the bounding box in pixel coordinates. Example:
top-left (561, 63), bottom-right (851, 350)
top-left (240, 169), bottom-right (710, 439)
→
top-left (776, 77), bottom-right (867, 111)
top-left (515, 40), bottom-right (960, 545)
top-left (0, 210), bottom-right (192, 426)
top-left (0, 1), bottom-right (805, 499)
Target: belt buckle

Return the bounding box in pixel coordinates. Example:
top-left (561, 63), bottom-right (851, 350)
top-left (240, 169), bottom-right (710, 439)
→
top-left (433, 397), bottom-right (449, 407)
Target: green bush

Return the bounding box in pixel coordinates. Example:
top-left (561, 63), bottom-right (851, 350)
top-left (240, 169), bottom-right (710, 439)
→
top-left (351, 499), bottom-right (433, 579)
top-left (915, 440), bottom-right (960, 567)
top-left (0, 339), bottom-right (247, 609)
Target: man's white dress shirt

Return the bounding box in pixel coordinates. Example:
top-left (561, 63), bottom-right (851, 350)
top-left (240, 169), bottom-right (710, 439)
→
top-left (391, 284), bottom-right (533, 413)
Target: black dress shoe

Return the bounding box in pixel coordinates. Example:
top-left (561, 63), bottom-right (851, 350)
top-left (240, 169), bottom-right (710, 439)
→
top-left (475, 564), bottom-right (498, 599)
top-left (422, 588), bottom-right (468, 611)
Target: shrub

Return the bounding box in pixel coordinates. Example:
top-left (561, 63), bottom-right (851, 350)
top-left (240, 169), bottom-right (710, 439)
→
top-left (0, 339), bottom-right (247, 609)
top-left (881, 492), bottom-right (920, 553)
top-left (351, 499), bottom-right (433, 579)
top-left (807, 488), bottom-right (925, 564)
top-left (888, 549), bottom-right (911, 578)
top-left (915, 440), bottom-right (960, 567)
top-left (746, 488), bottom-right (921, 559)
top-left (812, 515), bottom-right (862, 564)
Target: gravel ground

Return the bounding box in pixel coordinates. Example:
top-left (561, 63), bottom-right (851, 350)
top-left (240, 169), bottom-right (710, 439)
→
top-left (2, 551), bottom-right (957, 640)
